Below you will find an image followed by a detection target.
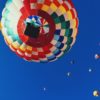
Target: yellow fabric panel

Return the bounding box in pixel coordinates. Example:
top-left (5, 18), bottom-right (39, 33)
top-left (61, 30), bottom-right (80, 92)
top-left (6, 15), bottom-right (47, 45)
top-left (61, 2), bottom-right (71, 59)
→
top-left (20, 44), bottom-right (27, 52)
top-left (70, 19), bottom-right (77, 28)
top-left (26, 46), bottom-right (32, 51)
top-left (50, 3), bottom-right (57, 11)
top-left (42, 5), bottom-right (49, 12)
top-left (58, 5), bottom-right (66, 14)
top-left (12, 41), bottom-right (20, 49)
top-left (66, 11), bottom-right (72, 20)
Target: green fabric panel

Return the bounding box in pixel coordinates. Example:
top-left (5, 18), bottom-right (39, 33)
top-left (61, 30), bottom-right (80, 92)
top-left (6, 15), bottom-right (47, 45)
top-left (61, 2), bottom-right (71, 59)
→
top-left (65, 29), bottom-right (73, 37)
top-left (51, 12), bottom-right (58, 19)
top-left (66, 37), bottom-right (73, 45)
top-left (59, 15), bottom-right (65, 22)
top-left (54, 18), bottom-right (60, 24)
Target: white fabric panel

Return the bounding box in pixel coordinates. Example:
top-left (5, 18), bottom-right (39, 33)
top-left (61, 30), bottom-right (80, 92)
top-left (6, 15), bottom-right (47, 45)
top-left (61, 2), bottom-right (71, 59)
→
top-left (12, 0), bottom-right (24, 11)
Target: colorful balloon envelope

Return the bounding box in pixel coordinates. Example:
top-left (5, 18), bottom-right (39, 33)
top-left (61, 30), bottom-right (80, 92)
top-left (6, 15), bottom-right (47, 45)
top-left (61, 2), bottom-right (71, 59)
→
top-left (1, 0), bottom-right (79, 62)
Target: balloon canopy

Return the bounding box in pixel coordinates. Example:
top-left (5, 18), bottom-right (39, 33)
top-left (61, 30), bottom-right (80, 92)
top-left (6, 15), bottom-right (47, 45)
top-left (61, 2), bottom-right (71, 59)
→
top-left (1, 0), bottom-right (79, 62)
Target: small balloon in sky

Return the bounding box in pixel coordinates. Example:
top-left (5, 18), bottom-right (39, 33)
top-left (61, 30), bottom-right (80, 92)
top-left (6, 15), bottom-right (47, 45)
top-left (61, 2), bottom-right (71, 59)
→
top-left (95, 54), bottom-right (100, 59)
top-left (88, 68), bottom-right (92, 72)
top-left (67, 72), bottom-right (71, 77)
top-left (93, 90), bottom-right (100, 97)
top-left (43, 87), bottom-right (46, 91)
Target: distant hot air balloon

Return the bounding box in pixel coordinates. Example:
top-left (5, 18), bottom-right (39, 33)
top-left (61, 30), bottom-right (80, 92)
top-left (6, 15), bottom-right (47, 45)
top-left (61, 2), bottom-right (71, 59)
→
top-left (93, 90), bottom-right (100, 97)
top-left (0, 0), bottom-right (79, 62)
top-left (95, 54), bottom-right (100, 59)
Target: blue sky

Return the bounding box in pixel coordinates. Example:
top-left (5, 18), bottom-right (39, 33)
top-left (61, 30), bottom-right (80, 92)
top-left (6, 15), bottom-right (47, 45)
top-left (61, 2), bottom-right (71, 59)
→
top-left (0, 0), bottom-right (100, 100)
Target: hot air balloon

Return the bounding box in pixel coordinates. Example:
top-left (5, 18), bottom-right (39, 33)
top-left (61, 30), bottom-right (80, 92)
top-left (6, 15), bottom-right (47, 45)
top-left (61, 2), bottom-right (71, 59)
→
top-left (0, 0), bottom-right (79, 62)
top-left (95, 54), bottom-right (100, 59)
top-left (93, 90), bottom-right (100, 97)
